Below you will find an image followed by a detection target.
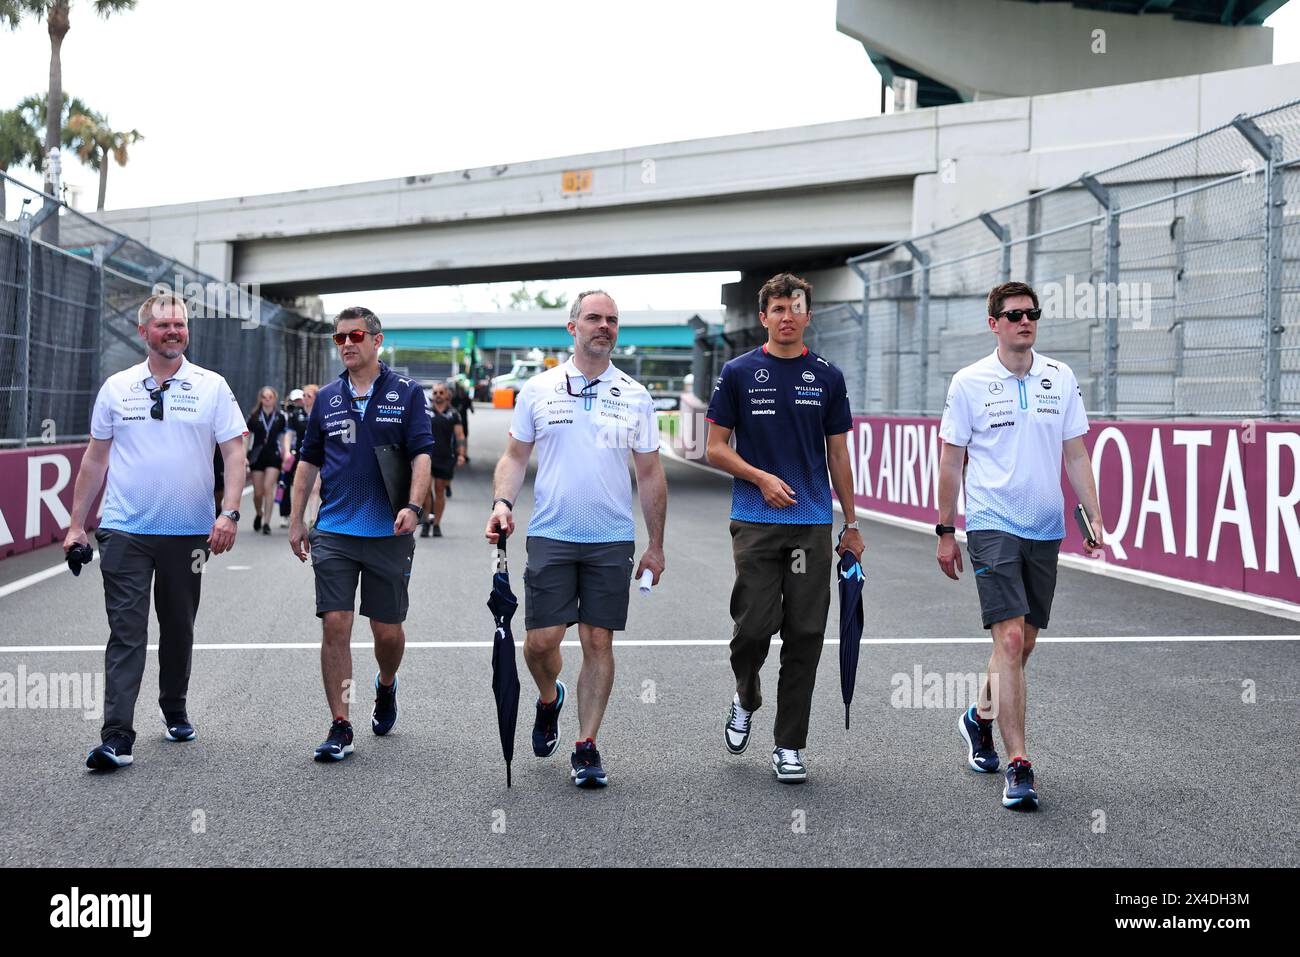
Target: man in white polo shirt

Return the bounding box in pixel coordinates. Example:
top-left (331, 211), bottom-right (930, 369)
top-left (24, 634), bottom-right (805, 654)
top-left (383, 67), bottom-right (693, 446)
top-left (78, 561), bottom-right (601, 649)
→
top-left (485, 290), bottom-right (666, 789)
top-left (64, 293), bottom-right (247, 771)
top-left (936, 281), bottom-right (1103, 810)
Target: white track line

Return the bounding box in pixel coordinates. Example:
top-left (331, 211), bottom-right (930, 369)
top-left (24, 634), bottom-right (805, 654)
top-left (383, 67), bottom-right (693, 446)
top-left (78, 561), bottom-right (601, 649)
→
top-left (1, 635), bottom-right (1297, 653)
top-left (0, 485), bottom-right (254, 600)
top-left (661, 445), bottom-right (1300, 622)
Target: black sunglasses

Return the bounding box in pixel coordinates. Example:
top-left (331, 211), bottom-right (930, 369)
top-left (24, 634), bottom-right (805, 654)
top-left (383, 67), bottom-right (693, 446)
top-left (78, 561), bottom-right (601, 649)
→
top-left (148, 379), bottom-right (172, 420)
top-left (996, 308), bottom-right (1042, 323)
top-left (565, 374), bottom-right (601, 398)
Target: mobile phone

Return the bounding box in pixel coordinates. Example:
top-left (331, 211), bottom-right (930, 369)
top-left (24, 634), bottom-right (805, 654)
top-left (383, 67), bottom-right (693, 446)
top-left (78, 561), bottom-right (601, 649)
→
top-left (1074, 504), bottom-right (1100, 548)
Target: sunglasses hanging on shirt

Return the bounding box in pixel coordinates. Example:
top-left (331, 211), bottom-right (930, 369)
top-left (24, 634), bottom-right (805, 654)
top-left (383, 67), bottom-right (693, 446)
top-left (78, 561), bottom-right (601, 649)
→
top-left (148, 379), bottom-right (173, 420)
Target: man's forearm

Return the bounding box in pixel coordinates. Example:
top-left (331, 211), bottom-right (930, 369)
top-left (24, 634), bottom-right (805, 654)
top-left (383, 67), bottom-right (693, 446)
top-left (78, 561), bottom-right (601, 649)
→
top-left (221, 445), bottom-right (245, 512)
top-left (937, 448), bottom-right (964, 526)
top-left (68, 458), bottom-right (108, 530)
top-left (638, 467), bottom-right (667, 548)
top-left (706, 440), bottom-right (764, 485)
top-left (291, 462), bottom-right (319, 521)
top-left (828, 448), bottom-right (857, 523)
top-left (1065, 451), bottom-right (1101, 519)
top-left (407, 454), bottom-right (432, 506)
top-left (493, 454), bottom-right (527, 503)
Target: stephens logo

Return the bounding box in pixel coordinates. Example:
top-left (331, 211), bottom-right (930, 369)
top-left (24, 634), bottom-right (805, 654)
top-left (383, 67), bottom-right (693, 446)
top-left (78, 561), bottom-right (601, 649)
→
top-left (988, 381), bottom-right (1004, 395)
top-left (801, 371), bottom-right (815, 383)
top-left (754, 369), bottom-right (770, 383)
top-left (386, 391), bottom-right (400, 402)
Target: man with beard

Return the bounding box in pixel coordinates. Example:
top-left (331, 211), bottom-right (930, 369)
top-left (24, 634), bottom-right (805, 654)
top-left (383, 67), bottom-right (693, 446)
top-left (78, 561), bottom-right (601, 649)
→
top-left (65, 293), bottom-right (247, 771)
top-left (485, 291), bottom-right (666, 788)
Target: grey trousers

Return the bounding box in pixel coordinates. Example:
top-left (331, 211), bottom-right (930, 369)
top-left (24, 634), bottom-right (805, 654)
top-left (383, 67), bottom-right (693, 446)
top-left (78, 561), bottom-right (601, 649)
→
top-left (728, 520), bottom-right (833, 750)
top-left (94, 528), bottom-right (209, 744)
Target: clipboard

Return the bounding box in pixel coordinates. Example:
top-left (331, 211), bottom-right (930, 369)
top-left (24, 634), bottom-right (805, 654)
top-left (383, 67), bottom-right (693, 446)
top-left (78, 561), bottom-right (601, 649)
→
top-left (373, 444), bottom-right (412, 518)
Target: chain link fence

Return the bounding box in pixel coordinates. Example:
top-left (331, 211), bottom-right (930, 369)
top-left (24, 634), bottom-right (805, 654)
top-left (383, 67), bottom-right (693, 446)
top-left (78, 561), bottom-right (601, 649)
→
top-left (0, 173), bottom-right (335, 446)
top-left (844, 98), bottom-right (1300, 419)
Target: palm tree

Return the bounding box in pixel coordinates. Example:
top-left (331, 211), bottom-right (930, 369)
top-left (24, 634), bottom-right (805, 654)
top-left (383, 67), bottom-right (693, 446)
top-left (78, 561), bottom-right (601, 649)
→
top-left (0, 107), bottom-right (42, 219)
top-left (66, 111), bottom-right (141, 210)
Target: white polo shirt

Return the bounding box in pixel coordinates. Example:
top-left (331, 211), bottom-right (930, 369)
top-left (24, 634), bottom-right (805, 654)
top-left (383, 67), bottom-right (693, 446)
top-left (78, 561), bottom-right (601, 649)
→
top-left (90, 357), bottom-right (247, 535)
top-left (938, 349), bottom-right (1088, 540)
top-left (509, 359), bottom-right (660, 543)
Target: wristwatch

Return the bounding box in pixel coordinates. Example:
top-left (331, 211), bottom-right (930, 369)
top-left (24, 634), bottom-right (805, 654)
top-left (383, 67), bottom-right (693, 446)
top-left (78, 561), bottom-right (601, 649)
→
top-left (842, 521), bottom-right (859, 531)
top-left (493, 497), bottom-right (514, 511)
top-left (935, 523), bottom-right (956, 536)
top-left (402, 503), bottom-right (424, 519)
top-left (220, 509), bottom-right (240, 523)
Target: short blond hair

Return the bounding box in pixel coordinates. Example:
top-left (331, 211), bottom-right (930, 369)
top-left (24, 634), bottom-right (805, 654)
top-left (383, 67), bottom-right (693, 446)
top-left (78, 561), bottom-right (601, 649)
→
top-left (138, 293), bottom-right (189, 327)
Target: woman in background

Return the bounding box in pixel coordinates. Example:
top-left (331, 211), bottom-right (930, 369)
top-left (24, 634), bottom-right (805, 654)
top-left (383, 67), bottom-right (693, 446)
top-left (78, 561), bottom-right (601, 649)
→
top-left (246, 386), bottom-right (290, 535)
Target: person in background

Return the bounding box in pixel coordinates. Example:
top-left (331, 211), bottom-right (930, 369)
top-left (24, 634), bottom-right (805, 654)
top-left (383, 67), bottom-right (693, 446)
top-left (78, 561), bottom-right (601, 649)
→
top-left (420, 380), bottom-right (466, 538)
top-left (247, 386), bottom-right (290, 535)
top-left (300, 384), bottom-right (322, 526)
top-left (279, 388), bottom-right (310, 527)
top-left (450, 378), bottom-right (474, 465)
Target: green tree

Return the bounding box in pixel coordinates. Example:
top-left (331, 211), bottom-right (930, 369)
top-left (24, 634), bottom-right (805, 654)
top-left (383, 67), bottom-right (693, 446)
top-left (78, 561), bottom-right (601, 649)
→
top-left (508, 283), bottom-right (569, 311)
top-left (0, 0), bottom-right (136, 196)
top-left (0, 106), bottom-right (42, 219)
top-left (66, 110), bottom-right (141, 210)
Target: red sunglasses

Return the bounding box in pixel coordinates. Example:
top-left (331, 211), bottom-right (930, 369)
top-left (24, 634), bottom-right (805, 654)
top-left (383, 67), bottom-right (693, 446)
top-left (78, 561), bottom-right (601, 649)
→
top-left (331, 330), bottom-right (373, 345)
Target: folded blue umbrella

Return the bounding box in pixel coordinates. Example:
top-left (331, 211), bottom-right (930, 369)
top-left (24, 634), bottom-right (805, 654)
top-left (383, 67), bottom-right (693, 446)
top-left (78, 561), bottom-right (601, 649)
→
top-left (837, 548), bottom-right (866, 729)
top-left (486, 532), bottom-right (522, 787)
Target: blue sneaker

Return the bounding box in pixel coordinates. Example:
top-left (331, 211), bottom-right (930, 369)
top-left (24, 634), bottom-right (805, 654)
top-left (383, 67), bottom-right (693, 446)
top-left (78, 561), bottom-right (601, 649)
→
top-left (163, 711), bottom-right (196, 742)
top-left (86, 732), bottom-right (133, 771)
top-left (1002, 758), bottom-right (1039, 809)
top-left (570, 738), bottom-right (608, 788)
top-left (314, 718), bottom-right (355, 762)
top-left (532, 680), bottom-right (566, 757)
top-left (958, 705), bottom-right (999, 773)
top-left (372, 673), bottom-right (398, 736)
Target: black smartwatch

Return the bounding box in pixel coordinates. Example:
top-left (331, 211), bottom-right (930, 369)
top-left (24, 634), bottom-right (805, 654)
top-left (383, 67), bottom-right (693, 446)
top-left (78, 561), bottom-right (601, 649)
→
top-left (935, 524), bottom-right (956, 536)
top-left (493, 498), bottom-right (514, 511)
top-left (402, 503), bottom-right (424, 520)
top-left (220, 509), bottom-right (241, 523)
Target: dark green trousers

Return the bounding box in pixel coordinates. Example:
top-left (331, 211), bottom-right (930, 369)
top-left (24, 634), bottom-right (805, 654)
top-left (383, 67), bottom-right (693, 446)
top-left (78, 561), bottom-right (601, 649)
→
top-left (728, 520), bottom-right (833, 750)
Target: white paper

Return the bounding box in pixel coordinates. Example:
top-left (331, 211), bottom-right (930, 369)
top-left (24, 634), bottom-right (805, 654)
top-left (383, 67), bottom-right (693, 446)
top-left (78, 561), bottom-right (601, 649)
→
top-left (638, 568), bottom-right (654, 594)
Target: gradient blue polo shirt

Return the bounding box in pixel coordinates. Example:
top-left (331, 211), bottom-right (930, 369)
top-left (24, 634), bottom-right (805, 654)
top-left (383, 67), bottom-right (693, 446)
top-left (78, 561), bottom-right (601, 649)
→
top-left (299, 362), bottom-right (434, 537)
top-left (706, 344), bottom-right (852, 525)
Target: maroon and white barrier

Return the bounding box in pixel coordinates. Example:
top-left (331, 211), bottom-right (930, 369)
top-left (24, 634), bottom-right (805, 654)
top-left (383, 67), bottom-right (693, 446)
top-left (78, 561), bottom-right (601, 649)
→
top-left (845, 417), bottom-right (1300, 606)
top-left (0, 444), bottom-right (100, 560)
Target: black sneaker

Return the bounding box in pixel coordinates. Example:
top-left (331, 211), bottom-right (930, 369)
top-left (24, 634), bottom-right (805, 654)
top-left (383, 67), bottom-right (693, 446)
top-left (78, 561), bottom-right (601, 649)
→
top-left (957, 705), bottom-right (999, 772)
top-left (570, 738), bottom-right (608, 788)
top-left (262, 525), bottom-right (270, 536)
top-left (163, 711), bottom-right (196, 742)
top-left (445, 485), bottom-right (452, 498)
top-left (432, 524), bottom-right (442, 538)
top-left (372, 673), bottom-right (398, 736)
top-left (724, 693), bottom-right (752, 755)
top-left (420, 521), bottom-right (430, 538)
top-left (1002, 757), bottom-right (1039, 809)
top-left (313, 718), bottom-right (354, 762)
top-left (772, 747), bottom-right (807, 783)
top-left (253, 514), bottom-right (262, 531)
top-left (532, 680), bottom-right (566, 757)
top-left (86, 732), bottom-right (133, 771)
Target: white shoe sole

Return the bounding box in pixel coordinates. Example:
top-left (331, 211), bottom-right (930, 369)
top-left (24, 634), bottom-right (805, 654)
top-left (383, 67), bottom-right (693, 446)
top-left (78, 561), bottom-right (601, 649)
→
top-left (772, 759), bottom-right (807, 783)
top-left (957, 711), bottom-right (998, 773)
top-left (164, 729), bottom-right (196, 742)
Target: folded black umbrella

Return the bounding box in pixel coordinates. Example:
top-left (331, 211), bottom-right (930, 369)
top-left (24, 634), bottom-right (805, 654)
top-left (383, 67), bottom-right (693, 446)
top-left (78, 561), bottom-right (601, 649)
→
top-left (837, 548), bottom-right (866, 729)
top-left (486, 531), bottom-right (522, 787)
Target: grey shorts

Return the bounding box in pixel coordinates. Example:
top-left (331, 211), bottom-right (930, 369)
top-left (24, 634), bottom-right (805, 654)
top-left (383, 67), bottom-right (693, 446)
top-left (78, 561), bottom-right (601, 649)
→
top-left (308, 528), bottom-right (416, 624)
top-left (523, 536), bottom-right (636, 631)
top-left (966, 530), bottom-right (1061, 630)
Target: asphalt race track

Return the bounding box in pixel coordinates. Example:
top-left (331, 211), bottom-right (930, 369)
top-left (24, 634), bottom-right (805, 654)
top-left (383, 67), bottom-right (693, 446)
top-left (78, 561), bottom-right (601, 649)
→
top-left (2, 408), bottom-right (1297, 867)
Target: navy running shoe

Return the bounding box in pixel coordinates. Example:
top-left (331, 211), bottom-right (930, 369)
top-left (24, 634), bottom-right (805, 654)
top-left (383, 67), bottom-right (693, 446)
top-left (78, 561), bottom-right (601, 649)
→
top-left (372, 673), bottom-right (398, 736)
top-left (163, 711), bottom-right (196, 742)
top-left (1002, 757), bottom-right (1039, 809)
top-left (957, 705), bottom-right (999, 772)
top-left (314, 718), bottom-right (355, 762)
top-left (532, 680), bottom-right (566, 757)
top-left (86, 732), bottom-right (133, 771)
top-left (570, 738), bottom-right (608, 788)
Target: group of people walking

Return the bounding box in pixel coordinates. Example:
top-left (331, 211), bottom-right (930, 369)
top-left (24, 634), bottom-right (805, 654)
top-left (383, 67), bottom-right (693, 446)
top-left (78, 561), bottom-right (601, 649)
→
top-left (64, 272), bottom-right (1101, 813)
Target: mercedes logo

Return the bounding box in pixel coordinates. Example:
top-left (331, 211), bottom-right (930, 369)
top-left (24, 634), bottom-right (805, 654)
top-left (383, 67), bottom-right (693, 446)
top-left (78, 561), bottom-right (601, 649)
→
top-left (988, 381), bottom-right (1003, 395)
top-left (755, 369), bottom-right (769, 383)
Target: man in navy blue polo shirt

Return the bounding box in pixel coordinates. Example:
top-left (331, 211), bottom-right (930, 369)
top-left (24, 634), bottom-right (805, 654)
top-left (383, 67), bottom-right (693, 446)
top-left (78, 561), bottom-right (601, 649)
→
top-left (706, 273), bottom-right (864, 783)
top-left (289, 306), bottom-right (434, 763)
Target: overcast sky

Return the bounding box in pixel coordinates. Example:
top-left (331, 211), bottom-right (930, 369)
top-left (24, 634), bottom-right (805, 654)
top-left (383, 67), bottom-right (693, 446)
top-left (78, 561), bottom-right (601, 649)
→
top-left (3, 0), bottom-right (1298, 313)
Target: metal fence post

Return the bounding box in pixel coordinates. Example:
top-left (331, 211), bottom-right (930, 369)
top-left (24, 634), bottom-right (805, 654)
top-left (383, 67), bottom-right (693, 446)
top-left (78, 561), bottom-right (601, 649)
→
top-left (979, 213), bottom-right (1011, 282)
top-left (17, 218), bottom-right (33, 448)
top-left (92, 244), bottom-right (105, 400)
top-left (1081, 175), bottom-right (1119, 417)
top-left (904, 242), bottom-right (931, 415)
top-left (1232, 115), bottom-right (1285, 418)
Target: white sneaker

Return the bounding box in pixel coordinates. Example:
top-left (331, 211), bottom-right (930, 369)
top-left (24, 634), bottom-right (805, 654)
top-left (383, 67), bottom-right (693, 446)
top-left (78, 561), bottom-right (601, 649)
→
top-left (724, 693), bottom-right (751, 755)
top-left (772, 747), bottom-right (807, 783)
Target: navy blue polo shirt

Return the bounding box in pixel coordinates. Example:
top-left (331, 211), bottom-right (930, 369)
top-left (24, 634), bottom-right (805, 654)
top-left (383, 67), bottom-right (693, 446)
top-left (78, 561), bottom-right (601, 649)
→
top-left (299, 362), bottom-right (435, 537)
top-left (706, 344), bottom-right (852, 525)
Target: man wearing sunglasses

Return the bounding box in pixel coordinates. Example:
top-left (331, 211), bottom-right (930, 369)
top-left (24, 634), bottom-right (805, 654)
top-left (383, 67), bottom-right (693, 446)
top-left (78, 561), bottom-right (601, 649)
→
top-left (290, 307), bottom-right (433, 763)
top-left (485, 290), bottom-right (666, 789)
top-left (936, 280), bottom-right (1103, 810)
top-left (65, 293), bottom-right (248, 771)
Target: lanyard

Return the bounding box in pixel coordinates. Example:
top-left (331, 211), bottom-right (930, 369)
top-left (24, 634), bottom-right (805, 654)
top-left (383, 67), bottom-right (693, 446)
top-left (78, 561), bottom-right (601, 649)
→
top-left (260, 410), bottom-right (276, 436)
